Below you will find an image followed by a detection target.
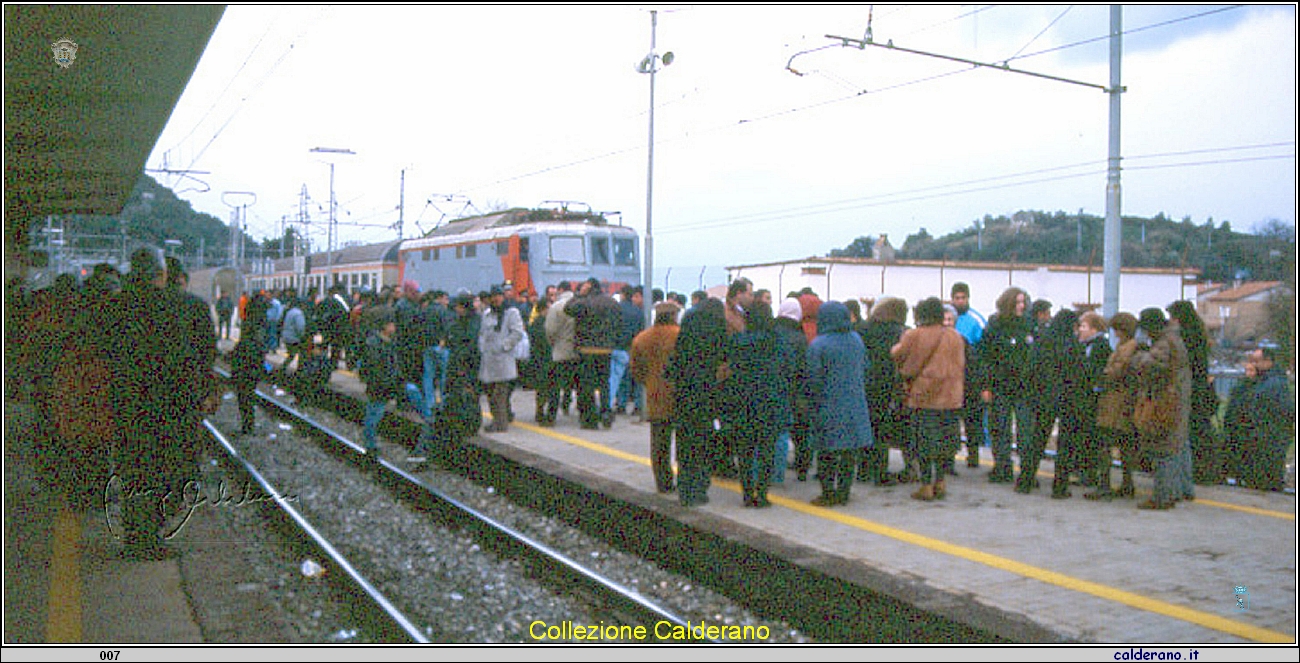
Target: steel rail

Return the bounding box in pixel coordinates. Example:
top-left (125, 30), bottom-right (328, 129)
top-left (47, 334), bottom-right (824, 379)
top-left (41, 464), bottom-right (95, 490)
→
top-left (202, 417), bottom-right (431, 643)
top-left (214, 366), bottom-right (711, 642)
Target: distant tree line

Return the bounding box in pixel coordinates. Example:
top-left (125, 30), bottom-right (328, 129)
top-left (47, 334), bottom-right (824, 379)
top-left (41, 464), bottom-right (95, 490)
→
top-left (831, 210), bottom-right (1295, 285)
top-left (43, 174), bottom-right (257, 269)
top-left (831, 209), bottom-right (1295, 364)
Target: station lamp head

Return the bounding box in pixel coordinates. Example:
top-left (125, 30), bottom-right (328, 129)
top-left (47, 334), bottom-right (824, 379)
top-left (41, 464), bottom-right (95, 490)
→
top-left (636, 51), bottom-right (674, 74)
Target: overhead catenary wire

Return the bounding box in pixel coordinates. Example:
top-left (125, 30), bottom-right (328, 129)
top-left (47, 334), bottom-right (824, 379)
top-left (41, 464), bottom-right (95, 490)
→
top-left (656, 146), bottom-right (1295, 236)
top-left (463, 8), bottom-right (1252, 196)
top-left (1008, 5), bottom-right (1244, 64)
top-left (207, 5), bottom-right (1276, 252)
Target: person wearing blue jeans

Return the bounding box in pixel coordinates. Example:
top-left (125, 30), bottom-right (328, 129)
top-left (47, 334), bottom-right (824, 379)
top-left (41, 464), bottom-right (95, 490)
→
top-left (608, 348), bottom-right (630, 414)
top-left (424, 344), bottom-right (449, 412)
top-left (772, 431), bottom-right (791, 484)
top-left (610, 286), bottom-right (645, 417)
top-left (359, 308), bottom-right (401, 457)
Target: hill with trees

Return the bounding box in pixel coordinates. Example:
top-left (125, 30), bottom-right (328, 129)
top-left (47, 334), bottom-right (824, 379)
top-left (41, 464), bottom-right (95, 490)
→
top-left (831, 209), bottom-right (1295, 285)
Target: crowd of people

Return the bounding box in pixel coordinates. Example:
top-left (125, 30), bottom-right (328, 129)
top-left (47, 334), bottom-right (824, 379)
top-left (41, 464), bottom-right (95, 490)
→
top-left (9, 258), bottom-right (1294, 554)
top-left (10, 250), bottom-right (219, 560)
top-left (618, 279), bottom-right (1294, 510)
top-left (305, 273), bottom-right (1282, 512)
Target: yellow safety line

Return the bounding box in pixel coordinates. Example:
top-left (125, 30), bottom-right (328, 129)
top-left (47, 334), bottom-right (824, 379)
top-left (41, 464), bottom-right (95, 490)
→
top-left (766, 492), bottom-right (1293, 644)
top-left (1188, 497), bottom-right (1295, 520)
top-left (514, 422), bottom-right (1295, 644)
top-left (46, 503), bottom-right (82, 642)
top-left (973, 456), bottom-right (1295, 521)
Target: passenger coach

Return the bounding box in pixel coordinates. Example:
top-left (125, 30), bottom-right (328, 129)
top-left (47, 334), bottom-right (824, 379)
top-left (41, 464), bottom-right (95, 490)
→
top-left (398, 205), bottom-right (641, 296)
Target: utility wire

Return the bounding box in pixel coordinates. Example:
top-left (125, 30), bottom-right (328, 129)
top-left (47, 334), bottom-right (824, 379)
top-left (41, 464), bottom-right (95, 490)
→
top-left (169, 11), bottom-right (282, 152)
top-left (1124, 141), bottom-right (1295, 162)
top-left (181, 8), bottom-right (329, 172)
top-left (897, 5), bottom-right (999, 39)
top-left (1009, 5), bottom-right (1244, 63)
top-left (656, 147), bottom-right (1293, 235)
top-left (1005, 6), bottom-right (1074, 63)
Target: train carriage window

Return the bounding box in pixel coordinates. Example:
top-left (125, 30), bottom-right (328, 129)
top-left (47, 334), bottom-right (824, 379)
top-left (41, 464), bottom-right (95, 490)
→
top-left (456, 246), bottom-right (462, 259)
top-left (423, 249), bottom-right (430, 262)
top-left (465, 244), bottom-right (477, 258)
top-left (614, 238), bottom-right (637, 267)
top-left (496, 240), bottom-right (509, 256)
top-left (591, 237), bottom-right (610, 265)
top-left (549, 236), bottom-right (585, 264)
top-left (433, 247), bottom-right (440, 260)
top-left (519, 237), bottom-right (529, 263)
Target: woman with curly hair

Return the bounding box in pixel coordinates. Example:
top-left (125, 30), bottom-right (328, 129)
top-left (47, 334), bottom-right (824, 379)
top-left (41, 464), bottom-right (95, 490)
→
top-left (976, 286), bottom-right (1036, 485)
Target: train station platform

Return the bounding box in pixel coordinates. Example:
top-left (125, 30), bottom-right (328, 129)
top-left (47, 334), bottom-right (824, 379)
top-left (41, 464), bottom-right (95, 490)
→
top-left (316, 359), bottom-right (1297, 646)
top-left (5, 350), bottom-right (1295, 651)
top-left (3, 397), bottom-right (296, 650)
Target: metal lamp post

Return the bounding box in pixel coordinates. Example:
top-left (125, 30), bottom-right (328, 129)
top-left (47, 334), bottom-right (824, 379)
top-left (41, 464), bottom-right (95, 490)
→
top-left (636, 10), bottom-right (672, 326)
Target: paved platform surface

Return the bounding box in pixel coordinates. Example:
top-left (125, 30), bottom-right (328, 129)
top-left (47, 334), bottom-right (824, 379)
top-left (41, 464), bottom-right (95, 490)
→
top-left (4, 398), bottom-right (296, 647)
top-left (480, 394), bottom-right (1295, 644)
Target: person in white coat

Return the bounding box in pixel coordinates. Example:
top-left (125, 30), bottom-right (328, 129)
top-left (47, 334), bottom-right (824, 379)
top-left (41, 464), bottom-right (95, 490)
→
top-left (478, 284), bottom-right (525, 432)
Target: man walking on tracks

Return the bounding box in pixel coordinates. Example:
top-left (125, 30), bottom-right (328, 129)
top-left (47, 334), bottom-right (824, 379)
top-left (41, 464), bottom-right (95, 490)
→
top-left (360, 306), bottom-right (402, 460)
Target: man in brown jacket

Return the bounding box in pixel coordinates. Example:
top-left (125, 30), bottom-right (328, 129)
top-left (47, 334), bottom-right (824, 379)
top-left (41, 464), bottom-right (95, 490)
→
top-left (631, 301), bottom-right (682, 493)
top-left (892, 297), bottom-right (966, 501)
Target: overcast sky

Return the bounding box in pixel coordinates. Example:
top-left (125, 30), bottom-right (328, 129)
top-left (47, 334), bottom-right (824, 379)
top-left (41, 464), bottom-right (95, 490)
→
top-left (147, 4), bottom-right (1296, 291)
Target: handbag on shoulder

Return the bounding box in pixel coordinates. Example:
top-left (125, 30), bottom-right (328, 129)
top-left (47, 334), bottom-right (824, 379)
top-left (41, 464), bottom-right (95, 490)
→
top-left (1132, 382), bottom-right (1177, 438)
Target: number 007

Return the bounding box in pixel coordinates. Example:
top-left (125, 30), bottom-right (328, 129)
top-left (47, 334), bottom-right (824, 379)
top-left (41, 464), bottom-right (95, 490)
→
top-left (100, 652), bottom-right (120, 661)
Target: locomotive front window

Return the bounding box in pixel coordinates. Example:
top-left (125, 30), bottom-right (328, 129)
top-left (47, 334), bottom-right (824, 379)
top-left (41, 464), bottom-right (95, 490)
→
top-left (549, 236), bottom-right (585, 264)
top-left (614, 238), bottom-right (637, 267)
top-left (591, 237), bottom-right (610, 265)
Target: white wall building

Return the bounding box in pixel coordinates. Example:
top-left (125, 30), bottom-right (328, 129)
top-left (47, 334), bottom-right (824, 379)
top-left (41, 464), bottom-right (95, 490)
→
top-left (728, 256), bottom-right (1198, 323)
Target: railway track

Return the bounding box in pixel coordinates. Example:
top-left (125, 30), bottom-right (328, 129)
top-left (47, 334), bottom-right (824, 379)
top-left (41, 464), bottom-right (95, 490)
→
top-left (202, 419), bottom-right (434, 643)
top-left (209, 360), bottom-right (1023, 643)
top-left (208, 367), bottom-right (796, 643)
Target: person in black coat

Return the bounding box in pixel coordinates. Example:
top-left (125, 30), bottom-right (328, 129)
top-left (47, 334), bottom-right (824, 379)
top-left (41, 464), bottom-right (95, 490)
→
top-left (1167, 300), bottom-right (1219, 483)
top-left (1223, 346), bottom-right (1294, 491)
top-left (1072, 312), bottom-right (1114, 499)
top-left (723, 301), bottom-right (796, 507)
top-left (565, 278), bottom-right (622, 429)
top-left (231, 295), bottom-right (269, 435)
top-left (359, 306), bottom-right (402, 457)
top-left (1034, 309), bottom-right (1082, 498)
top-left (432, 292), bottom-right (484, 457)
top-left (857, 298), bottom-right (908, 485)
top-left (774, 298), bottom-right (812, 483)
top-left (977, 287), bottom-right (1036, 485)
top-left (665, 297), bottom-right (727, 507)
top-left (527, 298), bottom-right (557, 424)
top-left (108, 249), bottom-right (219, 558)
